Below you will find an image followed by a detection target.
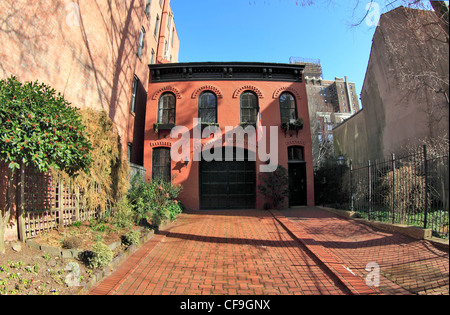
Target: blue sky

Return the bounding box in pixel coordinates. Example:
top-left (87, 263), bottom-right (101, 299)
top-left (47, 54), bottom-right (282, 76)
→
top-left (170, 1), bottom-right (440, 98)
top-left (170, 0), bottom-right (386, 97)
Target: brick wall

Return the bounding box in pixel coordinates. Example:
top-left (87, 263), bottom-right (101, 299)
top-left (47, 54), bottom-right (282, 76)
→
top-left (0, 0), bottom-right (180, 241)
top-left (0, 0), bottom-right (179, 165)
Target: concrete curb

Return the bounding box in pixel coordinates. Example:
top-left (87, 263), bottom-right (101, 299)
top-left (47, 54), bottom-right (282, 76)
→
top-left (269, 209), bottom-right (381, 295)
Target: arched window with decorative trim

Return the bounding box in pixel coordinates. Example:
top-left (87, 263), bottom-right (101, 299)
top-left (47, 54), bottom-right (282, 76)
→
top-left (240, 91), bottom-right (258, 123)
top-left (158, 92), bottom-right (176, 124)
top-left (279, 92), bottom-right (298, 124)
top-left (198, 91), bottom-right (217, 124)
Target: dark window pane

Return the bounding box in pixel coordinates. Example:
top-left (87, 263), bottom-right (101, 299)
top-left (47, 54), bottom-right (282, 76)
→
top-left (158, 93), bottom-right (176, 124)
top-left (240, 92), bottom-right (258, 123)
top-left (152, 147), bottom-right (171, 181)
top-left (279, 92), bottom-right (297, 123)
top-left (288, 146), bottom-right (304, 161)
top-left (199, 92), bottom-right (217, 123)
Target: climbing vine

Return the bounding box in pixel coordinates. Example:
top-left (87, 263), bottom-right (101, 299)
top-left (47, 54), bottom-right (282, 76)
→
top-left (52, 108), bottom-right (130, 214)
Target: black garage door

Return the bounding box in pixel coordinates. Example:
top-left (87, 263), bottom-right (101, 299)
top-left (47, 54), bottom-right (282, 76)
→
top-left (200, 148), bottom-right (256, 210)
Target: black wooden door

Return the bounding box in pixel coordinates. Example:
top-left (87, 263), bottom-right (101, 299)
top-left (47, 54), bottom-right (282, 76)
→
top-left (200, 149), bottom-right (256, 210)
top-left (288, 163), bottom-right (307, 206)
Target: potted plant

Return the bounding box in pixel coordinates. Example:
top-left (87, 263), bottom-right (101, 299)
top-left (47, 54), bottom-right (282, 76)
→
top-left (281, 118), bottom-right (303, 136)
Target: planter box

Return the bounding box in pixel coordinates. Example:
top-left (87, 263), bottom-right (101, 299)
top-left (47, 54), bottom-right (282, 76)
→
top-left (153, 123), bottom-right (175, 132)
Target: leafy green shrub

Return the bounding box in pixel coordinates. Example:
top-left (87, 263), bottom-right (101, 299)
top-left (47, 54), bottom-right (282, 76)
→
top-left (121, 230), bottom-right (141, 247)
top-left (112, 197), bottom-right (135, 229)
top-left (87, 242), bottom-right (113, 269)
top-left (0, 76), bottom-right (92, 175)
top-left (167, 201), bottom-right (183, 221)
top-left (128, 176), bottom-right (183, 228)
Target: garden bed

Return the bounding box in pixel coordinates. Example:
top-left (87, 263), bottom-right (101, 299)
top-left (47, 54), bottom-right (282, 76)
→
top-left (0, 218), bottom-right (155, 295)
top-left (0, 242), bottom-right (88, 295)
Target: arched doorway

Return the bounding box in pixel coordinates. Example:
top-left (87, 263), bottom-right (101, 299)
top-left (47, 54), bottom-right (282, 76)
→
top-left (199, 147), bottom-right (256, 210)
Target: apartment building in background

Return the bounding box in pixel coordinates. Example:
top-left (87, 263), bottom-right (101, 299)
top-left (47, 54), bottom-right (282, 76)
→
top-left (290, 58), bottom-right (360, 167)
top-left (0, 0), bottom-right (179, 166)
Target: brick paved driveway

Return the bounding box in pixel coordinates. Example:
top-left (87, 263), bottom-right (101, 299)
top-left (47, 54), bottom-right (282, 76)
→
top-left (89, 210), bottom-right (350, 295)
top-left (281, 208), bottom-right (449, 295)
top-left (89, 208), bottom-right (448, 295)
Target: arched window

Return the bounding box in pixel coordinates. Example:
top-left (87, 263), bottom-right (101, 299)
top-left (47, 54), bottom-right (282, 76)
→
top-left (158, 92), bottom-right (176, 124)
top-left (240, 91), bottom-right (258, 123)
top-left (152, 147), bottom-right (171, 181)
top-left (279, 92), bottom-right (298, 123)
top-left (198, 91), bottom-right (217, 123)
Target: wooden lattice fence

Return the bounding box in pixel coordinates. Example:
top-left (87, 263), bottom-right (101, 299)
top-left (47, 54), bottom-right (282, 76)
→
top-left (1, 162), bottom-right (98, 241)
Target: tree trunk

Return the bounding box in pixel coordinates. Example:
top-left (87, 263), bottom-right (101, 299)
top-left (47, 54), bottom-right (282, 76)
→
top-left (0, 169), bottom-right (13, 254)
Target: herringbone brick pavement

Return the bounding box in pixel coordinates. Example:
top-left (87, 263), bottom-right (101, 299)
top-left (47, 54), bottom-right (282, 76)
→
top-left (89, 210), bottom-right (350, 295)
top-left (281, 207), bottom-right (449, 295)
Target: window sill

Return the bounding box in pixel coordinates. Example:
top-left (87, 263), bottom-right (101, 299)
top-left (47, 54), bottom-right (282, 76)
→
top-left (153, 123), bottom-right (175, 132)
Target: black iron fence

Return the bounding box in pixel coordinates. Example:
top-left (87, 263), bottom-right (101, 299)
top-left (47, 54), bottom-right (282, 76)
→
top-left (315, 145), bottom-right (449, 239)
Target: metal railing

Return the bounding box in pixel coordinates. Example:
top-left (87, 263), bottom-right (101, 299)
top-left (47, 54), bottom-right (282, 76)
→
top-left (316, 145), bottom-right (449, 239)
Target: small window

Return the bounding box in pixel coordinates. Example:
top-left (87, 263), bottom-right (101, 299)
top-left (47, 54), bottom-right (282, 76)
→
top-left (152, 147), bottom-right (171, 181)
top-left (240, 91), bottom-right (258, 123)
top-left (137, 27), bottom-right (145, 59)
top-left (145, 0), bottom-right (151, 17)
top-left (158, 92), bottom-right (176, 124)
top-left (171, 27), bottom-right (175, 46)
top-left (127, 143), bottom-right (133, 162)
top-left (198, 91), bottom-right (217, 123)
top-left (288, 146), bottom-right (304, 162)
top-left (154, 15), bottom-right (160, 38)
top-left (130, 75), bottom-right (139, 113)
top-left (150, 49), bottom-right (155, 64)
top-left (279, 92), bottom-right (298, 123)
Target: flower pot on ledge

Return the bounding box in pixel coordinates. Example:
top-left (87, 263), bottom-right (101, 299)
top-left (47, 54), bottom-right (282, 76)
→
top-left (281, 118), bottom-right (303, 137)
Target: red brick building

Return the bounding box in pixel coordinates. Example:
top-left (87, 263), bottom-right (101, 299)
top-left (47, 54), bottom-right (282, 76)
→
top-left (0, 0), bottom-right (179, 242)
top-left (0, 0), bottom-right (179, 166)
top-left (144, 62), bottom-right (315, 210)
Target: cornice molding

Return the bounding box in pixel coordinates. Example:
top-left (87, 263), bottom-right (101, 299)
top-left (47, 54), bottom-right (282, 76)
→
top-left (150, 62), bottom-right (304, 83)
